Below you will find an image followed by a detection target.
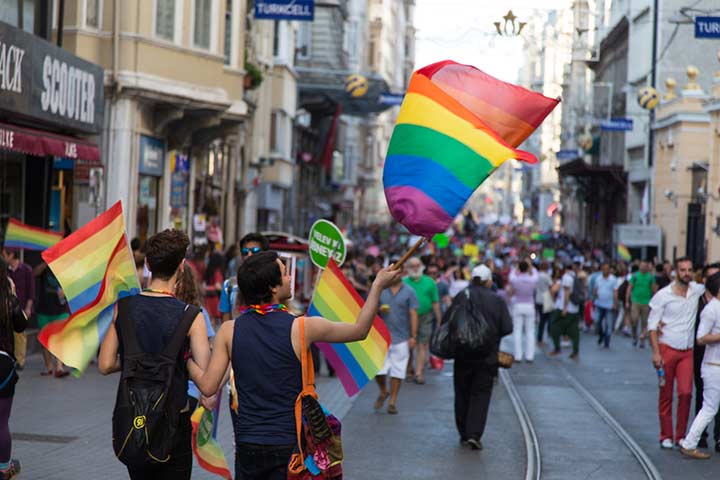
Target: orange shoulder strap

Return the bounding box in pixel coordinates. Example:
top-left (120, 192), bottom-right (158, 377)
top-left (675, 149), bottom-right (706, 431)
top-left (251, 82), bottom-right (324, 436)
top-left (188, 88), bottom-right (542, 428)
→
top-left (298, 316), bottom-right (316, 390)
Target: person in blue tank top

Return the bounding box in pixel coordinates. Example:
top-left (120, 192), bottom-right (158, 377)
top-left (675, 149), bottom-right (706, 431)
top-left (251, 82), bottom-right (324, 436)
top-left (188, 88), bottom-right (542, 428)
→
top-left (189, 250), bottom-right (401, 480)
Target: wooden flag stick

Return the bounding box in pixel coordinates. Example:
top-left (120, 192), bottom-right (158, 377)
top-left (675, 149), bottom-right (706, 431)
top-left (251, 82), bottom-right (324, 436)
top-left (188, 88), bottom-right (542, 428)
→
top-left (391, 237), bottom-right (426, 271)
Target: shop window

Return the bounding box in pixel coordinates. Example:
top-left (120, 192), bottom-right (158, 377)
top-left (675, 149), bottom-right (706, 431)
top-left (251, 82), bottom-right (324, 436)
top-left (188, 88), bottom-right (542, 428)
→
top-left (0, 0), bottom-right (37, 33)
top-left (193, 0), bottom-right (212, 49)
top-left (86, 0), bottom-right (101, 29)
top-left (155, 0), bottom-right (175, 41)
top-left (137, 176), bottom-right (159, 245)
top-left (224, 0), bottom-right (232, 64)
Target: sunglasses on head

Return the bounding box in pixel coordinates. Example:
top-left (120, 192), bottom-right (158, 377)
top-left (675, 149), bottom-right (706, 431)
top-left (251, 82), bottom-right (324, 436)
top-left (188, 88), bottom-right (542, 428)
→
top-left (241, 246), bottom-right (263, 256)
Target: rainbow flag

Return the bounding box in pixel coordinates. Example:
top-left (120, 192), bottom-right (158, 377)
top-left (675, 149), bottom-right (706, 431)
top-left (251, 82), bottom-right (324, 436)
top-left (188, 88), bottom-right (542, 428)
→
top-left (38, 202), bottom-right (140, 373)
top-left (191, 407), bottom-right (232, 480)
top-left (617, 243), bottom-right (632, 262)
top-left (309, 259), bottom-right (391, 397)
top-left (383, 61), bottom-right (559, 237)
top-left (3, 218), bottom-right (62, 250)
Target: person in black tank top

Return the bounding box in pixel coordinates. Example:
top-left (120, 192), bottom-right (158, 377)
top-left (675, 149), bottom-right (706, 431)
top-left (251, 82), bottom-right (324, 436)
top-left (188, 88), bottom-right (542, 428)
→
top-left (99, 229), bottom-right (213, 480)
top-left (188, 251), bottom-right (402, 480)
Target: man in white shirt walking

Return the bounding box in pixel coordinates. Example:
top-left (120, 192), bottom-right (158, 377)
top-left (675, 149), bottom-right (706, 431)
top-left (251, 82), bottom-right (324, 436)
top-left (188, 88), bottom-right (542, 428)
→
top-left (680, 272), bottom-right (720, 459)
top-left (648, 257), bottom-right (705, 449)
top-left (550, 261), bottom-right (582, 360)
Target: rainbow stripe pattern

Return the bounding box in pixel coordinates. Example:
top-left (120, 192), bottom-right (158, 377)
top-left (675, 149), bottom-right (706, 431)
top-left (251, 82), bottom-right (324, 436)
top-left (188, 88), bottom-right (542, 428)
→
top-left (617, 243), bottom-right (632, 262)
top-left (38, 202), bottom-right (140, 373)
top-left (3, 218), bottom-right (62, 250)
top-left (310, 259), bottom-right (391, 397)
top-left (384, 60), bottom-right (559, 237)
top-left (191, 407), bottom-right (232, 480)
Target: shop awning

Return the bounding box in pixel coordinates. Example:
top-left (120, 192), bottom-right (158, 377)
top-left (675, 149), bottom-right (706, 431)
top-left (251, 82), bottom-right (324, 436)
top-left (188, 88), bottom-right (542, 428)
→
top-left (0, 121), bottom-right (100, 162)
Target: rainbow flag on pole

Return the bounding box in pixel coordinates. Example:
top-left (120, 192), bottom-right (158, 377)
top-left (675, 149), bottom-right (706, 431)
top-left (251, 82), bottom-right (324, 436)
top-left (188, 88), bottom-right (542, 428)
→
top-left (3, 218), bottom-right (62, 250)
top-left (38, 202), bottom-right (140, 373)
top-left (191, 407), bottom-right (232, 480)
top-left (309, 259), bottom-right (391, 397)
top-left (383, 61), bottom-right (559, 237)
top-left (617, 243), bottom-right (632, 262)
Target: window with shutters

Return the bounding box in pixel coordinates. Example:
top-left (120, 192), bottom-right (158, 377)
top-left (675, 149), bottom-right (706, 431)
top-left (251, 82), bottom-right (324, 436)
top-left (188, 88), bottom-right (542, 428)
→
top-left (193, 0), bottom-right (212, 49)
top-left (155, 0), bottom-right (175, 41)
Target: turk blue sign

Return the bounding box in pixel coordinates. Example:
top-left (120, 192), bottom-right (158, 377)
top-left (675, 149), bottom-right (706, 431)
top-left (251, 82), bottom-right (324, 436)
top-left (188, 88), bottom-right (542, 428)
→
top-left (255, 0), bottom-right (314, 21)
top-left (600, 118), bottom-right (634, 131)
top-left (378, 93), bottom-right (405, 106)
top-left (695, 16), bottom-right (720, 39)
top-left (556, 149), bottom-right (581, 161)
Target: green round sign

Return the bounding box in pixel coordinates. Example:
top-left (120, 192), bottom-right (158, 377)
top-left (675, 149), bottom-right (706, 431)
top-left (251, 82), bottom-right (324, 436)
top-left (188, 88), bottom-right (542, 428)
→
top-left (308, 219), bottom-right (347, 269)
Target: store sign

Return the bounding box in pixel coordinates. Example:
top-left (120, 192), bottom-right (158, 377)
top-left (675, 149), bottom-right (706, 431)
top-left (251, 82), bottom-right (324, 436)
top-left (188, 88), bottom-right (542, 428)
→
top-left (378, 92), bottom-right (405, 106)
top-left (170, 152), bottom-right (189, 209)
top-left (556, 149), bottom-right (581, 161)
top-left (308, 219), bottom-right (346, 269)
top-left (255, 0), bottom-right (314, 21)
top-left (0, 21), bottom-right (104, 133)
top-left (600, 118), bottom-right (633, 131)
top-left (695, 16), bottom-right (720, 39)
top-left (139, 135), bottom-right (165, 177)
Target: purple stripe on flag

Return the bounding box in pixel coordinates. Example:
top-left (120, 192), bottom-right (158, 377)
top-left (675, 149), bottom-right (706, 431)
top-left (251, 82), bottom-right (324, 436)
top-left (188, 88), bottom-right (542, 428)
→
top-left (384, 185), bottom-right (454, 237)
top-left (317, 343), bottom-right (361, 397)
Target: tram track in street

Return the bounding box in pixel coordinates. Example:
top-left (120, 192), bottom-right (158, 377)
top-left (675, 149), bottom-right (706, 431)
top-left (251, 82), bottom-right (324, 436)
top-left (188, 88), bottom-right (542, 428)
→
top-left (500, 368), bottom-right (541, 480)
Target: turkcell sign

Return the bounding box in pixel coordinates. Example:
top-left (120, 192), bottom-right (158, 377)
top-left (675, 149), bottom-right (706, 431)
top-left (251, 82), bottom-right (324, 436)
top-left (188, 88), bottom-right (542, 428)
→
top-left (255, 0), bottom-right (314, 21)
top-left (695, 16), bottom-right (720, 39)
top-left (600, 118), bottom-right (633, 131)
top-left (556, 149), bottom-right (580, 161)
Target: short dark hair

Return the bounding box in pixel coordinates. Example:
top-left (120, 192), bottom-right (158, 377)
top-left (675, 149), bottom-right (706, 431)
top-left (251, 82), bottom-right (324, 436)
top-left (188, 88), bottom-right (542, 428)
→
top-left (236, 251), bottom-right (281, 305)
top-left (130, 237), bottom-right (141, 251)
top-left (675, 256), bottom-right (693, 269)
top-left (707, 272), bottom-right (720, 297)
top-left (655, 263), bottom-right (664, 273)
top-left (519, 261), bottom-right (529, 273)
top-left (145, 229), bottom-right (190, 280)
top-left (702, 262), bottom-right (720, 279)
top-left (240, 232), bottom-right (269, 251)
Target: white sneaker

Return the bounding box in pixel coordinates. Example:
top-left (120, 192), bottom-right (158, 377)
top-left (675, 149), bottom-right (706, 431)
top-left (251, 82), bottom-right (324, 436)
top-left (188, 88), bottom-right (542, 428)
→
top-left (661, 439), bottom-right (674, 449)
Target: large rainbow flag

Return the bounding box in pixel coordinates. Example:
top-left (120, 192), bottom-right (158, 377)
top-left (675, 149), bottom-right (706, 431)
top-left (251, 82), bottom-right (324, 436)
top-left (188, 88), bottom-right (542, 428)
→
top-left (3, 218), bottom-right (62, 251)
top-left (38, 202), bottom-right (140, 373)
top-left (309, 259), bottom-right (391, 397)
top-left (191, 407), bottom-right (232, 480)
top-left (384, 60), bottom-right (559, 237)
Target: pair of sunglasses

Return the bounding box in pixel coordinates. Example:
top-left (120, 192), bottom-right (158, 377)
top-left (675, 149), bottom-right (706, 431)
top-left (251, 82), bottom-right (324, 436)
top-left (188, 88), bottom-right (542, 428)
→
top-left (241, 246), bottom-right (263, 256)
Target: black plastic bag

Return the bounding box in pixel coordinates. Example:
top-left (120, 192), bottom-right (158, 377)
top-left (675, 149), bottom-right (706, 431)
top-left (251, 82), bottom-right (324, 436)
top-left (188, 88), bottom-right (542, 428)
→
top-left (431, 289), bottom-right (494, 359)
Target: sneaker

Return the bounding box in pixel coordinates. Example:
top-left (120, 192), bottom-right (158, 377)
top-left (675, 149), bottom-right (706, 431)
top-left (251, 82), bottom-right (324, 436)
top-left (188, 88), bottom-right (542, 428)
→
top-left (0, 459), bottom-right (20, 480)
top-left (660, 439), bottom-right (674, 449)
top-left (373, 393), bottom-right (389, 411)
top-left (548, 349), bottom-right (562, 357)
top-left (387, 404), bottom-right (398, 415)
top-left (680, 447), bottom-right (710, 459)
top-left (639, 342), bottom-right (646, 349)
top-left (569, 353), bottom-right (579, 360)
top-left (467, 438), bottom-right (483, 451)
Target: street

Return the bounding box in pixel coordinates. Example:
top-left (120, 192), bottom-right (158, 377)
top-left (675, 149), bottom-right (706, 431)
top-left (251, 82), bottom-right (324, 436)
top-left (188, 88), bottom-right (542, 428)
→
top-left (10, 330), bottom-right (720, 479)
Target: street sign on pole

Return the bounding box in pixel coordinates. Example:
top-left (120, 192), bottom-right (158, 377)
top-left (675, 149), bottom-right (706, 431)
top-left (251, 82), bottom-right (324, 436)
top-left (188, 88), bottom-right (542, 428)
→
top-left (695, 16), bottom-right (720, 39)
top-left (255, 0), bottom-right (314, 21)
top-left (556, 149), bottom-right (581, 161)
top-left (378, 93), bottom-right (405, 106)
top-left (600, 118), bottom-right (633, 131)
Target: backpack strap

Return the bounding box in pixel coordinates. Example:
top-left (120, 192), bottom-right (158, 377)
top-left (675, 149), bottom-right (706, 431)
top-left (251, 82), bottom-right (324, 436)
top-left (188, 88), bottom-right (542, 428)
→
top-left (161, 304), bottom-right (201, 359)
top-left (298, 316), bottom-right (316, 390)
top-left (116, 297), bottom-right (143, 357)
top-left (289, 316), bottom-right (318, 472)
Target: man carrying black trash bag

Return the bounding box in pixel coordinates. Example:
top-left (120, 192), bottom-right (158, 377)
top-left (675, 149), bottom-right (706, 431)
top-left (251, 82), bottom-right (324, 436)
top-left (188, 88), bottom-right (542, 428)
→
top-left (452, 264), bottom-right (513, 451)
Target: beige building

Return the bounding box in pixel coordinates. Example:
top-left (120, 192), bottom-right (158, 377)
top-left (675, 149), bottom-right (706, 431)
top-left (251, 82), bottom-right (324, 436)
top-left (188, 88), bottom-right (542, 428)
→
top-left (703, 64), bottom-right (720, 262)
top-left (57, 0), bottom-right (248, 246)
top-left (652, 67), bottom-right (712, 263)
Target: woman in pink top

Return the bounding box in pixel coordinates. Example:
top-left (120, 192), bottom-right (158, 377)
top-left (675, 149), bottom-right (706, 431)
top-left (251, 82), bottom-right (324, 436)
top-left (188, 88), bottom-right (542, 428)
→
top-left (509, 260), bottom-right (540, 362)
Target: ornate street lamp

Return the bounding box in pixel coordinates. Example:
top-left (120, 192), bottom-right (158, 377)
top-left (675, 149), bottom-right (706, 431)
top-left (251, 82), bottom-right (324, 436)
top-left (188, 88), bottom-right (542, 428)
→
top-left (494, 10), bottom-right (526, 37)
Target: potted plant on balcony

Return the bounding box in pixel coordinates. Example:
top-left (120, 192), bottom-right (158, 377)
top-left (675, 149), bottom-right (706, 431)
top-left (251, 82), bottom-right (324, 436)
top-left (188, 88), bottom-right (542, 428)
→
top-left (244, 53), bottom-right (263, 90)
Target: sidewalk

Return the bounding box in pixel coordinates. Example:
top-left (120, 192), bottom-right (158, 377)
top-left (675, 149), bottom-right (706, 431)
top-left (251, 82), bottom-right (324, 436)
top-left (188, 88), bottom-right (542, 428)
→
top-left (10, 354), bottom-right (354, 480)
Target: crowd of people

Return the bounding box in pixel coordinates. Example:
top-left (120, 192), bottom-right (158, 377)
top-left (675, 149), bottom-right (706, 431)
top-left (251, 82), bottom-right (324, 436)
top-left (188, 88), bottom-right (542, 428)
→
top-left (3, 217), bottom-right (720, 478)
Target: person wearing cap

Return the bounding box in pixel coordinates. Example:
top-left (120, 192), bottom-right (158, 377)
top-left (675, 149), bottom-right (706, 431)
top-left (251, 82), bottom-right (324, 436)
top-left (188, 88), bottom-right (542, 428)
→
top-left (549, 260), bottom-right (582, 359)
top-left (453, 264), bottom-right (513, 451)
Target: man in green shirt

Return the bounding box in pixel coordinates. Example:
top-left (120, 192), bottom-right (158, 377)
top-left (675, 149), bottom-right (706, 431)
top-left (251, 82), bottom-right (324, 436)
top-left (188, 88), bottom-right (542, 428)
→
top-left (626, 260), bottom-right (655, 348)
top-left (403, 257), bottom-right (442, 384)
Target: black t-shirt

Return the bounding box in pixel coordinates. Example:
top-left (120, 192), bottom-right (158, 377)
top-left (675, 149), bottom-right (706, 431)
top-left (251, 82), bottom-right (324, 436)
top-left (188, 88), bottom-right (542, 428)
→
top-left (37, 269), bottom-right (70, 316)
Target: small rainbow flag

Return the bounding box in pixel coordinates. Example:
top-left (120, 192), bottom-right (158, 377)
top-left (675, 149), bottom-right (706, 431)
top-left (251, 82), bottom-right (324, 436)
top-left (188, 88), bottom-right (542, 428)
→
top-left (531, 233), bottom-right (549, 241)
top-left (383, 61), bottom-right (559, 237)
top-left (309, 259), bottom-right (391, 397)
top-left (3, 218), bottom-right (62, 251)
top-left (191, 407), bottom-right (232, 480)
top-left (617, 243), bottom-right (632, 262)
top-left (38, 202), bottom-right (140, 373)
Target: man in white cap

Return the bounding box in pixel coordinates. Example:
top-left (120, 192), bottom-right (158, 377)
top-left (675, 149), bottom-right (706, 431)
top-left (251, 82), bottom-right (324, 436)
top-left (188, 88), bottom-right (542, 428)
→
top-left (453, 264), bottom-right (513, 451)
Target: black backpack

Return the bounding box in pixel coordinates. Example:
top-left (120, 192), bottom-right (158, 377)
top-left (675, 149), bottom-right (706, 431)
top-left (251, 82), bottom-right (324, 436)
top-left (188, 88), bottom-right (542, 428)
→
top-left (569, 275), bottom-right (586, 306)
top-left (112, 297), bottom-right (200, 468)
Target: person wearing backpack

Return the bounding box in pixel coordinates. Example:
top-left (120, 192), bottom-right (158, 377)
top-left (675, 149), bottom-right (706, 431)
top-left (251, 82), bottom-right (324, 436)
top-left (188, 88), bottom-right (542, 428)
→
top-left (550, 261), bottom-right (582, 359)
top-left (188, 251), bottom-right (400, 479)
top-left (98, 229), bottom-right (213, 480)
